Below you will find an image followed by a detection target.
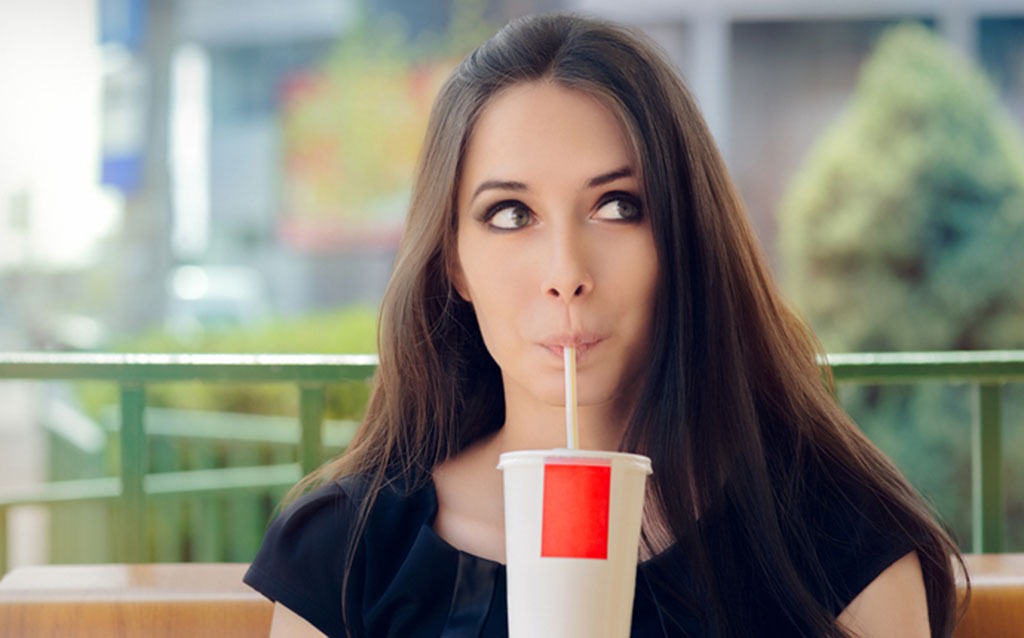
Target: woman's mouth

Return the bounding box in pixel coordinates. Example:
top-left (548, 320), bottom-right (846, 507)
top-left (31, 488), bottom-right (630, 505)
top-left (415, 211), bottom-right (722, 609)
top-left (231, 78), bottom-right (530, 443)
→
top-left (539, 337), bottom-right (603, 359)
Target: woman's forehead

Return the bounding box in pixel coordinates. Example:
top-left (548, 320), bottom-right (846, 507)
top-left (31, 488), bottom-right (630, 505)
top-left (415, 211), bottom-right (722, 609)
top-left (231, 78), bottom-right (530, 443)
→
top-left (457, 82), bottom-right (639, 202)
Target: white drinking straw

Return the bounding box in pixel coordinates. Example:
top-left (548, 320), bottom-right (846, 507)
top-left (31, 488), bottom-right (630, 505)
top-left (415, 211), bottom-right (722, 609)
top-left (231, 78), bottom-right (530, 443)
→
top-left (564, 345), bottom-right (579, 449)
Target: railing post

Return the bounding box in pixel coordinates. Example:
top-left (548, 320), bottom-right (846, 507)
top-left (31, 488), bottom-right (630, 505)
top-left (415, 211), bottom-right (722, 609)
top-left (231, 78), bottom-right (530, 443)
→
top-left (972, 383), bottom-right (1004, 553)
top-left (0, 507), bottom-right (8, 576)
top-left (120, 383), bottom-right (147, 562)
top-left (298, 384), bottom-right (326, 476)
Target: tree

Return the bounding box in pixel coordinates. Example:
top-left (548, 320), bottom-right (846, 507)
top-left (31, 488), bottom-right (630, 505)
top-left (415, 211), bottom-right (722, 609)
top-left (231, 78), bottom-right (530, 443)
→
top-left (280, 1), bottom-right (493, 225)
top-left (781, 23), bottom-right (1024, 352)
top-left (778, 23), bottom-right (1024, 548)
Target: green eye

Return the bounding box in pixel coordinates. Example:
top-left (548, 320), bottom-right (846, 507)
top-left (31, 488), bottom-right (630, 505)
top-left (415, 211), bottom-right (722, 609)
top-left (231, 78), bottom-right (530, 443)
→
top-left (487, 203), bottom-right (533, 229)
top-left (594, 195), bottom-right (642, 221)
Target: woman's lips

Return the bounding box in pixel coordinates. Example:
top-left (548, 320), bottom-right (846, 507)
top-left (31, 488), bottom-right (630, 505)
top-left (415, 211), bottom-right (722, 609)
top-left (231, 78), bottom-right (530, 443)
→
top-left (539, 337), bottom-right (603, 358)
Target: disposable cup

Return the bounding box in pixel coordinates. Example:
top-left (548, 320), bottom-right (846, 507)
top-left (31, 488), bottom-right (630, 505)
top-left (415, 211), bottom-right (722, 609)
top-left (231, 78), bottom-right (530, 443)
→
top-left (498, 449), bottom-right (652, 638)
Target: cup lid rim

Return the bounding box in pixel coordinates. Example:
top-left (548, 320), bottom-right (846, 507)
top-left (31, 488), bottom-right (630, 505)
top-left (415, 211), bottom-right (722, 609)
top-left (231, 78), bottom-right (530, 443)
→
top-left (497, 449), bottom-right (652, 473)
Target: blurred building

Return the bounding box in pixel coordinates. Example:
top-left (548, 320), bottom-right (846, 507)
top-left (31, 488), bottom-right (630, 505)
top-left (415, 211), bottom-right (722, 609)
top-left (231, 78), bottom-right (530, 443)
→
top-left (573, 0), bottom-right (1024, 264)
top-left (94, 0), bottom-right (1024, 337)
top-left (99, 0), bottom-right (564, 336)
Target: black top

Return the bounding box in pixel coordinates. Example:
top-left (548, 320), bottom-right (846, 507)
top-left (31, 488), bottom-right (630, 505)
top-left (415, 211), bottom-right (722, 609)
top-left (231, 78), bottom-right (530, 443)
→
top-left (244, 475), bottom-right (913, 637)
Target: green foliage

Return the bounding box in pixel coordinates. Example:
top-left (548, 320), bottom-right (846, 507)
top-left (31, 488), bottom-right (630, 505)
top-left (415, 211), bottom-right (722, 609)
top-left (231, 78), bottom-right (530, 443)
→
top-left (779, 24), bottom-right (1024, 549)
top-left (78, 307), bottom-right (378, 420)
top-left (281, 1), bottom-right (493, 222)
top-left (127, 307), bottom-right (378, 355)
top-left (780, 23), bottom-right (1024, 352)
top-left (439, 0), bottom-right (497, 57)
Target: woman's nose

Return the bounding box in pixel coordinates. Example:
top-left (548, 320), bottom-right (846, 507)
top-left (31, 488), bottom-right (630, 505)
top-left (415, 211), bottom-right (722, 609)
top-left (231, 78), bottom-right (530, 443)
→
top-left (542, 232), bottom-right (594, 300)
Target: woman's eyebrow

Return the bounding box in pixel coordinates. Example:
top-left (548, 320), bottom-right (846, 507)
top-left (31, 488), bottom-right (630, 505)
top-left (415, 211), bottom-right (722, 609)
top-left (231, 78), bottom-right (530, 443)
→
top-left (586, 166), bottom-right (634, 188)
top-left (468, 166), bottom-right (635, 205)
top-left (470, 179), bottom-right (528, 204)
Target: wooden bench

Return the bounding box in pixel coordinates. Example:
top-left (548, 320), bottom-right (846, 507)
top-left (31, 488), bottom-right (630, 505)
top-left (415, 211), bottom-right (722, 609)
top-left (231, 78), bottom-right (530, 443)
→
top-left (955, 553), bottom-right (1024, 638)
top-left (0, 555), bottom-right (1019, 636)
top-left (0, 563), bottom-right (272, 637)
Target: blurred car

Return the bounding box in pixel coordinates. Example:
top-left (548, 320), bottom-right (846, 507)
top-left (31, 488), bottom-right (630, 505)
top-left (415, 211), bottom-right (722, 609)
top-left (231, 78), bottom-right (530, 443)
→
top-left (165, 265), bottom-right (271, 337)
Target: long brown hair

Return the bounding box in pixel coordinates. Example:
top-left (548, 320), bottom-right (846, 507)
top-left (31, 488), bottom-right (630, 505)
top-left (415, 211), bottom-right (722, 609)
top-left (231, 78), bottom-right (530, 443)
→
top-left (299, 12), bottom-right (964, 637)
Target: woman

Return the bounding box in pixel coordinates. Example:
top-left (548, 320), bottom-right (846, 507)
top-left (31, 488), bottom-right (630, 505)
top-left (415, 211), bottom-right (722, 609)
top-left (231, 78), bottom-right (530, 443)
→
top-left (245, 13), bottom-right (964, 637)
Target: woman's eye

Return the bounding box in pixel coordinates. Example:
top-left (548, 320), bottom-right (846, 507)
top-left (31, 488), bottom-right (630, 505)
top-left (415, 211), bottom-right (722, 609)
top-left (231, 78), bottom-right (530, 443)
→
top-left (594, 195), bottom-right (642, 222)
top-left (486, 203), bottom-right (533, 230)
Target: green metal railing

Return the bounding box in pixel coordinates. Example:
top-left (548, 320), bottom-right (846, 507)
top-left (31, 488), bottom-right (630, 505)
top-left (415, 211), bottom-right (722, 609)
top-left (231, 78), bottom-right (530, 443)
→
top-left (0, 353), bottom-right (377, 573)
top-left (826, 350), bottom-right (1024, 555)
top-left (0, 350), bottom-right (1021, 573)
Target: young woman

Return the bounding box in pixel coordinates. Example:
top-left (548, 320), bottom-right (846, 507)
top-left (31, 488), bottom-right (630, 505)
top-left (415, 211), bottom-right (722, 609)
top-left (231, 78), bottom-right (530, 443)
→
top-left (245, 13), bottom-right (964, 637)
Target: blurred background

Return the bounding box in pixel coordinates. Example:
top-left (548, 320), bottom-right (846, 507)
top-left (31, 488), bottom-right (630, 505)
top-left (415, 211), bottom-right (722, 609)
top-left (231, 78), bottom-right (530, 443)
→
top-left (1, 0), bottom-right (1023, 567)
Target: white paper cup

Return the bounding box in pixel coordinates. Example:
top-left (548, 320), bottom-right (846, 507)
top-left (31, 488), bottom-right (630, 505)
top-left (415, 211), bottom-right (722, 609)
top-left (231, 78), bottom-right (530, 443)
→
top-left (498, 449), bottom-right (652, 638)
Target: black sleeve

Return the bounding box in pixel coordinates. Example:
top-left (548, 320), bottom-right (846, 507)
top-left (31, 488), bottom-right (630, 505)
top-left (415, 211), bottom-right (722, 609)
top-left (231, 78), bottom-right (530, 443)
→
top-left (829, 520), bottom-right (915, 613)
top-left (803, 481), bottom-right (918, 616)
top-left (244, 480), bottom-right (367, 637)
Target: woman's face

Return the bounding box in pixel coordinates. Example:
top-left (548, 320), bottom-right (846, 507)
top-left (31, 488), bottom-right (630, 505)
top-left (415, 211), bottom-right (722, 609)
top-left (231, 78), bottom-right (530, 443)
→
top-left (454, 81), bottom-right (659, 416)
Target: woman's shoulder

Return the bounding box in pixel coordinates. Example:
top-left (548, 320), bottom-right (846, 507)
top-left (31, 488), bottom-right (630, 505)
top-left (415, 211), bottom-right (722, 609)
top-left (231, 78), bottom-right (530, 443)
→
top-left (797, 466), bottom-right (920, 613)
top-left (265, 473), bottom-right (436, 549)
top-left (244, 474), bottom-right (439, 636)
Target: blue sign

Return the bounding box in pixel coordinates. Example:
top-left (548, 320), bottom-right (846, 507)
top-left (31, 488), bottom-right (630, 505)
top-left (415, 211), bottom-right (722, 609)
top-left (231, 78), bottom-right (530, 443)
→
top-left (99, 0), bottom-right (147, 51)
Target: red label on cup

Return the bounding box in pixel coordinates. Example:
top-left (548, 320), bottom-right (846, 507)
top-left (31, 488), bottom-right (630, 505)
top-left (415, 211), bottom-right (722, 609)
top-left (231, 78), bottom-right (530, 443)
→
top-left (541, 462), bottom-right (611, 559)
